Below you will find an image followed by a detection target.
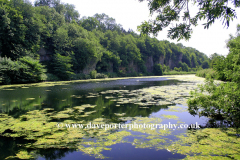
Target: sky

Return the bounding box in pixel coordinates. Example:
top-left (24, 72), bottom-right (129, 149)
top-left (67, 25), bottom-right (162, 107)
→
top-left (31, 0), bottom-right (240, 57)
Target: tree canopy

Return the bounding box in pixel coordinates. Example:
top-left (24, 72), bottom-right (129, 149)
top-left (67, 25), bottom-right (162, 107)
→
top-left (0, 0), bottom-right (209, 84)
top-left (138, 0), bottom-right (239, 40)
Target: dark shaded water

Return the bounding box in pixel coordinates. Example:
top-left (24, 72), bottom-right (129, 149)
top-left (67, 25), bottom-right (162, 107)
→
top-left (0, 77), bottom-right (208, 160)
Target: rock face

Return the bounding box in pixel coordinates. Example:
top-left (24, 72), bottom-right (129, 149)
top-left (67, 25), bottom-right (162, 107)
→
top-left (107, 62), bottom-right (113, 73)
top-left (158, 55), bottom-right (165, 66)
top-left (82, 59), bottom-right (98, 74)
top-left (39, 48), bottom-right (51, 61)
top-left (37, 47), bottom-right (184, 74)
top-left (127, 61), bottom-right (138, 73)
top-left (167, 53), bottom-right (183, 69)
top-left (178, 53), bottom-right (183, 63)
top-left (145, 56), bottom-right (154, 72)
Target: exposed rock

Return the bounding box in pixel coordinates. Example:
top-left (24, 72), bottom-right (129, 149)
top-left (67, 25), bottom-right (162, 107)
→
top-left (178, 53), bottom-right (183, 62)
top-left (158, 55), bottom-right (165, 66)
top-left (168, 59), bottom-right (173, 69)
top-left (145, 56), bottom-right (154, 72)
top-left (82, 58), bottom-right (98, 74)
top-left (107, 62), bottom-right (113, 73)
top-left (168, 53), bottom-right (183, 69)
top-left (127, 61), bottom-right (138, 73)
top-left (39, 48), bottom-right (51, 61)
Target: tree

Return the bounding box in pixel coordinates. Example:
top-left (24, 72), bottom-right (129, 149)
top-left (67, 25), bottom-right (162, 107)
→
top-left (138, 0), bottom-right (238, 40)
top-left (188, 77), bottom-right (240, 129)
top-left (64, 3), bottom-right (79, 23)
top-left (35, 0), bottom-right (53, 6)
top-left (188, 26), bottom-right (240, 129)
top-left (201, 60), bottom-right (209, 69)
top-left (153, 63), bottom-right (163, 75)
top-left (178, 62), bottom-right (189, 71)
top-left (52, 53), bottom-right (74, 80)
top-left (0, 56), bottom-right (46, 84)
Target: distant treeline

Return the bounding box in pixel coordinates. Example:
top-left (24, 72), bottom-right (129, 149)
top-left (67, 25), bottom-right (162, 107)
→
top-left (0, 0), bottom-right (209, 84)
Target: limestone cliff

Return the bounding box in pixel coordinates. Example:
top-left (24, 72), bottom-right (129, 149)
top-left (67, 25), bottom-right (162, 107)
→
top-left (145, 56), bottom-right (154, 72)
top-left (82, 58), bottom-right (98, 74)
top-left (39, 48), bottom-right (51, 61)
top-left (127, 61), bottom-right (138, 73)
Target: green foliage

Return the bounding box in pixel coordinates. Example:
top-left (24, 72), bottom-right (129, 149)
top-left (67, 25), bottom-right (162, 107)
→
top-left (188, 77), bottom-right (240, 128)
top-left (72, 36), bottom-right (103, 71)
top-left (196, 69), bottom-right (217, 79)
top-left (189, 25), bottom-right (240, 130)
top-left (178, 62), bottom-right (189, 72)
top-left (163, 71), bottom-right (196, 75)
top-left (18, 56), bottom-right (46, 82)
top-left (201, 61), bottom-right (210, 69)
top-left (0, 56), bottom-right (46, 84)
top-left (70, 73), bottom-right (92, 80)
top-left (96, 73), bottom-right (108, 79)
top-left (190, 54), bottom-right (198, 68)
top-left (96, 50), bottom-right (121, 73)
top-left (153, 64), bottom-right (163, 76)
top-left (52, 53), bottom-right (74, 80)
top-left (90, 70), bottom-right (97, 79)
top-left (138, 0), bottom-right (239, 40)
top-left (0, 0), bottom-right (210, 84)
top-left (162, 64), bottom-right (170, 72)
top-left (106, 72), bottom-right (118, 78)
top-left (45, 73), bottom-right (59, 81)
top-left (174, 67), bottom-right (182, 72)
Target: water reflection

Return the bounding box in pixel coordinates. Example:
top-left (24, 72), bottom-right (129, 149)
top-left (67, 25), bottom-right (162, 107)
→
top-left (0, 77), bottom-right (207, 160)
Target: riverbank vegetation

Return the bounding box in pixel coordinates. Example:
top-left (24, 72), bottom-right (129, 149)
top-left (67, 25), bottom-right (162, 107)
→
top-left (0, 0), bottom-right (209, 85)
top-left (188, 26), bottom-right (240, 131)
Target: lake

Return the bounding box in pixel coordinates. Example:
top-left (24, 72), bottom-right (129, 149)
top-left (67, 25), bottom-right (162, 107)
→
top-left (0, 75), bottom-right (212, 160)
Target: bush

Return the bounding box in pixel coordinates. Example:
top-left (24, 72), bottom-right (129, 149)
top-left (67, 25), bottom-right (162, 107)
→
top-left (46, 73), bottom-right (59, 81)
top-left (107, 72), bottom-right (118, 78)
top-left (153, 64), bottom-right (163, 76)
top-left (188, 77), bottom-right (240, 128)
top-left (202, 61), bottom-right (210, 69)
top-left (0, 56), bottom-right (46, 84)
top-left (196, 69), bottom-right (217, 79)
top-left (71, 73), bottom-right (86, 80)
top-left (174, 67), bottom-right (182, 72)
top-left (90, 70), bottom-right (97, 79)
top-left (178, 62), bottom-right (189, 72)
top-left (52, 53), bottom-right (74, 81)
top-left (126, 71), bottom-right (138, 77)
top-left (85, 74), bottom-right (91, 79)
top-left (96, 73), bottom-right (108, 79)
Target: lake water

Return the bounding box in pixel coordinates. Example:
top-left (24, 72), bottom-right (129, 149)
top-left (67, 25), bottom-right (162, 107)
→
top-left (0, 76), bottom-right (209, 160)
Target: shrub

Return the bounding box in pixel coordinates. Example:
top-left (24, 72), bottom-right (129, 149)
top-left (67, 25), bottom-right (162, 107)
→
top-left (178, 62), bottom-right (189, 72)
top-left (52, 53), bottom-right (74, 81)
top-left (46, 73), bottom-right (59, 81)
top-left (188, 77), bottom-right (240, 128)
top-left (196, 69), bottom-right (217, 79)
top-left (0, 56), bottom-right (46, 84)
top-left (96, 73), bottom-right (108, 79)
top-left (107, 72), bottom-right (118, 78)
top-left (153, 64), bottom-right (163, 76)
top-left (90, 70), bottom-right (97, 79)
top-left (202, 61), bottom-right (210, 69)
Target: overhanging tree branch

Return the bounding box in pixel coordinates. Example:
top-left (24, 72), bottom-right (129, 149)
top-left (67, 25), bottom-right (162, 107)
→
top-left (138, 0), bottom-right (239, 40)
